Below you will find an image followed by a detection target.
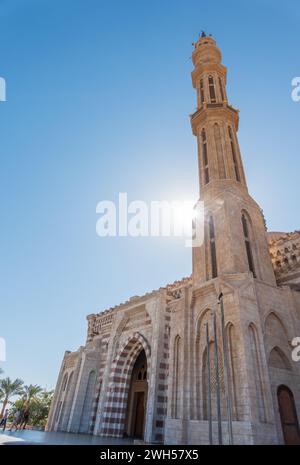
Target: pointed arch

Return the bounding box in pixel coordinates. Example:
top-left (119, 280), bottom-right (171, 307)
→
top-left (201, 128), bottom-right (209, 184)
top-left (195, 308), bottom-right (212, 420)
top-left (195, 308), bottom-right (212, 341)
top-left (269, 346), bottom-right (292, 371)
top-left (59, 370), bottom-right (74, 431)
top-left (99, 332), bottom-right (151, 437)
top-left (241, 210), bottom-right (257, 278)
top-left (114, 332), bottom-right (151, 364)
top-left (208, 75), bottom-right (216, 103)
top-left (54, 372), bottom-right (68, 425)
top-left (248, 323), bottom-right (267, 422)
top-left (264, 311), bottom-right (289, 341)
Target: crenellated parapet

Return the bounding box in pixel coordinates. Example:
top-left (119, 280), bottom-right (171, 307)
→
top-left (86, 313), bottom-right (114, 342)
top-left (166, 276), bottom-right (192, 301)
top-left (268, 230), bottom-right (300, 289)
top-left (85, 276), bottom-right (192, 342)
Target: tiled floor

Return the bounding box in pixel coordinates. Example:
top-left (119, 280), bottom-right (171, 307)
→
top-left (0, 429), bottom-right (134, 445)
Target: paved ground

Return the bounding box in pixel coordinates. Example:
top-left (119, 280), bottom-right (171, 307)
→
top-left (0, 433), bottom-right (25, 445)
top-left (0, 430), bottom-right (134, 445)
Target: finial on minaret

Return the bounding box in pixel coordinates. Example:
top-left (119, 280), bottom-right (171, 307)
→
top-left (192, 33), bottom-right (221, 65)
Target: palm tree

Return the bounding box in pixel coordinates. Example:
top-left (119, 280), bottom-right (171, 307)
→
top-left (25, 389), bottom-right (54, 427)
top-left (21, 384), bottom-right (43, 408)
top-left (0, 377), bottom-right (24, 418)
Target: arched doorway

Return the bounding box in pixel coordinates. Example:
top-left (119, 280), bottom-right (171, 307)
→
top-left (98, 332), bottom-right (151, 439)
top-left (277, 385), bottom-right (300, 445)
top-left (126, 350), bottom-right (148, 438)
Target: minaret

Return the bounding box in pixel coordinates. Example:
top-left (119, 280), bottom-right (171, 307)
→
top-left (191, 33), bottom-right (276, 286)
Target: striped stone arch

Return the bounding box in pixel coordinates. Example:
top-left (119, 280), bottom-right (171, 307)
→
top-left (99, 331), bottom-right (151, 437)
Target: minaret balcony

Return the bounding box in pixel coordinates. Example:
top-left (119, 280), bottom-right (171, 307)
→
top-left (190, 103), bottom-right (239, 135)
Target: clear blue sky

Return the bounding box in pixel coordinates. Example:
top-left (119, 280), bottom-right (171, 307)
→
top-left (0, 0), bottom-right (299, 390)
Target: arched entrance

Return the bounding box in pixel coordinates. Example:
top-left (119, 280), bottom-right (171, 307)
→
top-left (277, 385), bottom-right (300, 445)
top-left (126, 350), bottom-right (148, 438)
top-left (98, 332), bottom-right (151, 439)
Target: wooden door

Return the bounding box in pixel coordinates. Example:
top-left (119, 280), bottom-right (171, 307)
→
top-left (133, 391), bottom-right (145, 438)
top-left (277, 385), bottom-right (300, 445)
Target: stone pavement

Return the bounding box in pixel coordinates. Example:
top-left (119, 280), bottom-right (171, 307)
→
top-left (0, 433), bottom-right (25, 445)
top-left (0, 430), bottom-right (134, 445)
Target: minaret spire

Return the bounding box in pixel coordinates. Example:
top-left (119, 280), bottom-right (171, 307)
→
top-left (191, 34), bottom-right (247, 193)
top-left (191, 36), bottom-right (276, 286)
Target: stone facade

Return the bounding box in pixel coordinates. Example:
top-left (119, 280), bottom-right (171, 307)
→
top-left (46, 34), bottom-right (300, 445)
top-left (268, 231), bottom-right (300, 290)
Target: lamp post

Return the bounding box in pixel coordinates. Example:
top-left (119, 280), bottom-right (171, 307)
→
top-left (205, 322), bottom-right (213, 445)
top-left (213, 309), bottom-right (222, 445)
top-left (218, 292), bottom-right (234, 445)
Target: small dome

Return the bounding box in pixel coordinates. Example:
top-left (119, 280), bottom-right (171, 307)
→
top-left (192, 34), bottom-right (221, 66)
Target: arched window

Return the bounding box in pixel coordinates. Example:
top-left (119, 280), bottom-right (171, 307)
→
top-left (199, 79), bottom-right (205, 106)
top-left (214, 123), bottom-right (226, 179)
top-left (54, 372), bottom-right (68, 425)
top-left (201, 129), bottom-right (209, 184)
top-left (209, 215), bottom-right (217, 278)
top-left (228, 127), bottom-right (240, 181)
top-left (59, 371), bottom-right (74, 431)
top-left (242, 213), bottom-right (256, 277)
top-left (208, 75), bottom-right (216, 103)
top-left (219, 77), bottom-right (224, 101)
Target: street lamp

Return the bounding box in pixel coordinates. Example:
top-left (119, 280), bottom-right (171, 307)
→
top-left (218, 292), bottom-right (234, 445)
